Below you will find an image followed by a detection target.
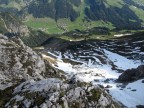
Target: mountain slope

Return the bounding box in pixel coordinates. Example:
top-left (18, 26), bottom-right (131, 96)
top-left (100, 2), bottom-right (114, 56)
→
top-left (0, 0), bottom-right (144, 33)
top-left (0, 12), bottom-right (52, 47)
top-left (0, 13), bottom-right (29, 36)
top-left (85, 0), bottom-right (142, 29)
top-left (0, 34), bottom-right (122, 108)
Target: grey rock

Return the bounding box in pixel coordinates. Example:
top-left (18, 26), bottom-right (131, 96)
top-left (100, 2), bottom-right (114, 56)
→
top-left (118, 65), bottom-right (144, 82)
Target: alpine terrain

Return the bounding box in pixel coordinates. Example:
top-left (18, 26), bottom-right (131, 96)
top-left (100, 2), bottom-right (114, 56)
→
top-left (0, 0), bottom-right (144, 33)
top-left (0, 0), bottom-right (144, 108)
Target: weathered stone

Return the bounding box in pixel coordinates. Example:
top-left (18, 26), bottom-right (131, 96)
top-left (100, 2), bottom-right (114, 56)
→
top-left (118, 65), bottom-right (144, 82)
top-left (0, 34), bottom-right (46, 87)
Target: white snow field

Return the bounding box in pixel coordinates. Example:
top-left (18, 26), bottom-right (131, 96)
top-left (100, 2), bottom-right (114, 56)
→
top-left (48, 48), bottom-right (144, 108)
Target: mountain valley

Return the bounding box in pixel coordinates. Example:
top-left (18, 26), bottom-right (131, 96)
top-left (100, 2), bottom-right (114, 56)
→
top-left (0, 0), bottom-right (144, 34)
top-left (0, 0), bottom-right (144, 108)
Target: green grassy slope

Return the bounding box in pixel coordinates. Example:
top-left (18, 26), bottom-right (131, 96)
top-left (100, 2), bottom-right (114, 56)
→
top-left (0, 0), bottom-right (144, 35)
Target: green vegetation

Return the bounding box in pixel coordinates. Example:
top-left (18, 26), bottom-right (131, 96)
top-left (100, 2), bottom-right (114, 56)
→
top-left (130, 6), bottom-right (144, 23)
top-left (16, 92), bottom-right (46, 107)
top-left (1, 0), bottom-right (144, 35)
top-left (0, 0), bottom-right (144, 48)
top-left (58, 99), bottom-right (65, 108)
top-left (87, 89), bottom-right (101, 102)
top-left (70, 102), bottom-right (81, 108)
top-left (0, 85), bottom-right (17, 107)
top-left (132, 0), bottom-right (144, 5)
top-left (0, 12), bottom-right (143, 47)
top-left (25, 18), bottom-right (63, 34)
top-left (23, 0), bottom-right (144, 34)
top-left (26, 0), bottom-right (79, 21)
top-left (58, 29), bottom-right (144, 41)
top-left (21, 30), bottom-right (51, 47)
top-left (0, 18), bottom-right (8, 34)
top-left (24, 17), bottom-right (115, 34)
top-left (57, 19), bottom-right (114, 31)
top-left (105, 0), bottom-right (125, 8)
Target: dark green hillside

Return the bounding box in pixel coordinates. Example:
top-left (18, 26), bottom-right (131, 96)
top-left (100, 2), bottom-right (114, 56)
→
top-left (85, 0), bottom-right (142, 29)
top-left (0, 0), bottom-right (144, 34)
top-left (27, 0), bottom-right (79, 21)
top-left (70, 0), bottom-right (81, 7)
top-left (21, 30), bottom-right (51, 47)
top-left (0, 13), bottom-right (50, 47)
top-left (124, 0), bottom-right (144, 10)
top-left (0, 0), bottom-right (9, 4)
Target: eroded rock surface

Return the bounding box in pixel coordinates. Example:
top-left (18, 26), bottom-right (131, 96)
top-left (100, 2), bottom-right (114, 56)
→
top-left (0, 34), bottom-right (46, 88)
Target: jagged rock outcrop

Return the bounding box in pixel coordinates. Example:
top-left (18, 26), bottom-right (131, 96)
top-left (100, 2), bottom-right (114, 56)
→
top-left (0, 13), bottom-right (29, 36)
top-left (118, 65), bottom-right (144, 82)
top-left (0, 34), bottom-right (45, 88)
top-left (0, 34), bottom-right (122, 108)
top-left (3, 78), bottom-right (122, 108)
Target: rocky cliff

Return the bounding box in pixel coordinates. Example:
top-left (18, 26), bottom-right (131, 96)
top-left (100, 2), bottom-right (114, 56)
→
top-left (0, 13), bottom-right (29, 36)
top-left (0, 34), bottom-right (45, 88)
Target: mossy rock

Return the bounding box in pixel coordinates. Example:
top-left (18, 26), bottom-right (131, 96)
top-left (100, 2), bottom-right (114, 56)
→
top-left (0, 85), bottom-right (17, 107)
top-left (58, 99), bottom-right (65, 108)
top-left (70, 101), bottom-right (81, 108)
top-left (77, 81), bottom-right (91, 87)
top-left (24, 92), bottom-right (46, 107)
top-left (87, 88), bottom-right (101, 102)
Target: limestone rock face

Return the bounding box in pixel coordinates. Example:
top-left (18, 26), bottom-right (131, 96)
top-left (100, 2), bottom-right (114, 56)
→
top-left (5, 78), bottom-right (122, 108)
top-left (0, 34), bottom-right (46, 87)
top-left (7, 23), bottom-right (29, 36)
top-left (0, 13), bottom-right (30, 36)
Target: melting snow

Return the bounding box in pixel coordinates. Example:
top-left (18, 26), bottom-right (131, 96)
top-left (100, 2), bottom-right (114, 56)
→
top-left (104, 49), bottom-right (140, 70)
top-left (52, 48), bottom-right (143, 108)
top-left (114, 33), bottom-right (132, 37)
top-left (109, 79), bottom-right (144, 108)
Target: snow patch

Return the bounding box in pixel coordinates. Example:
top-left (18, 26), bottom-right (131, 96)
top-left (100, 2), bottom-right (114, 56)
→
top-left (104, 49), bottom-right (140, 70)
top-left (52, 49), bottom-right (143, 107)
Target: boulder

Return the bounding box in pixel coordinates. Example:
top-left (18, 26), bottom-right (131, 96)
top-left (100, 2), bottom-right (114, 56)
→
top-left (118, 65), bottom-right (144, 82)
